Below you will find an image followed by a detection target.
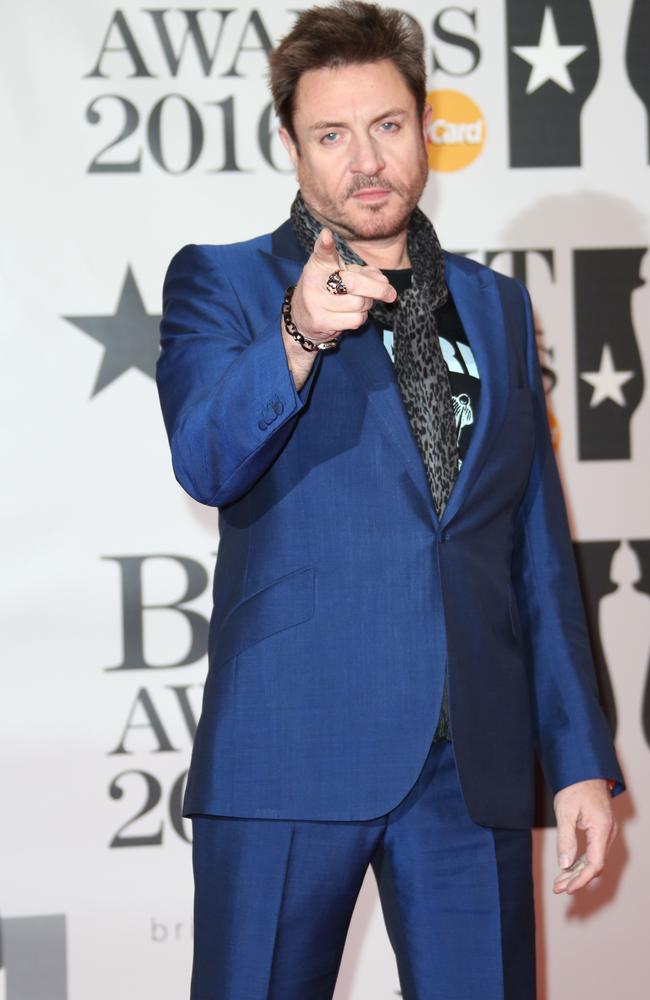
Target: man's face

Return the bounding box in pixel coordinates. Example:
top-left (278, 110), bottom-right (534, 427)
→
top-left (280, 59), bottom-right (431, 243)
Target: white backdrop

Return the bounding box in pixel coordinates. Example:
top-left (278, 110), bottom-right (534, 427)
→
top-left (1, 1), bottom-right (648, 997)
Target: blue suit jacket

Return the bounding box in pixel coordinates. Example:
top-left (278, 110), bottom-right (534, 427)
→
top-left (156, 219), bottom-right (625, 828)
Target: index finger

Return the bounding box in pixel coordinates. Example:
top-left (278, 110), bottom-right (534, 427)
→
top-left (311, 228), bottom-right (341, 269)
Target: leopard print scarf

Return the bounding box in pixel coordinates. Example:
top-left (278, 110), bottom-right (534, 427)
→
top-left (290, 191), bottom-right (459, 518)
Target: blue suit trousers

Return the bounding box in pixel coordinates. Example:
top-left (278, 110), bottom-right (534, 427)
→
top-left (190, 738), bottom-right (536, 999)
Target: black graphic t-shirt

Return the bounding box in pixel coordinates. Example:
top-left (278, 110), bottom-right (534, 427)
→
top-left (379, 268), bottom-right (481, 469)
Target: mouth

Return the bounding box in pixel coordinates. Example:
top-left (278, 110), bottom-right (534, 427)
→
top-left (351, 187), bottom-right (393, 202)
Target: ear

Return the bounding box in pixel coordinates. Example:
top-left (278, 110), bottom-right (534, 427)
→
top-left (279, 126), bottom-right (299, 169)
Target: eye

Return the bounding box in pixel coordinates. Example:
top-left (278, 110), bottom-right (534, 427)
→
top-left (379, 121), bottom-right (399, 133)
top-left (321, 131), bottom-right (339, 144)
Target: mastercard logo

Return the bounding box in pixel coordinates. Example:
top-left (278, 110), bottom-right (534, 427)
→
top-left (426, 90), bottom-right (486, 172)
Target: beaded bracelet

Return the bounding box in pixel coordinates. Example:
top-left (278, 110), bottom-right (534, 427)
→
top-left (281, 285), bottom-right (341, 352)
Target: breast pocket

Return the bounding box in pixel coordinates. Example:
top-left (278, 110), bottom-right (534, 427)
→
top-left (214, 566), bottom-right (315, 665)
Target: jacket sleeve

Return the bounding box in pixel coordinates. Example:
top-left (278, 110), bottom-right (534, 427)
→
top-left (156, 244), bottom-right (322, 506)
top-left (510, 278), bottom-right (625, 800)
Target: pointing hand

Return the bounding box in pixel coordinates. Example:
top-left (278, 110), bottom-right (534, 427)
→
top-left (289, 227), bottom-right (397, 347)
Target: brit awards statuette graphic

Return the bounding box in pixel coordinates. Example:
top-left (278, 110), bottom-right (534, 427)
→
top-left (506, 0), bottom-right (598, 167)
top-left (626, 0), bottom-right (650, 163)
top-left (574, 248), bottom-right (646, 461)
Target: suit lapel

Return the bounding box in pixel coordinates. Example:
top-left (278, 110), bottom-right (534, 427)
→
top-left (440, 256), bottom-right (510, 527)
top-left (336, 257), bottom-right (511, 529)
top-left (335, 318), bottom-right (440, 526)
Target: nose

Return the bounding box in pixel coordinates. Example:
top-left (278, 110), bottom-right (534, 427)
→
top-left (349, 132), bottom-right (384, 175)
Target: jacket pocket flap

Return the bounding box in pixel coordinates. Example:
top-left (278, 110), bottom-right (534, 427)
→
top-left (216, 566), bottom-right (315, 663)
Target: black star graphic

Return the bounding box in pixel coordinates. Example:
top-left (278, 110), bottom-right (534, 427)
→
top-left (64, 267), bottom-right (161, 397)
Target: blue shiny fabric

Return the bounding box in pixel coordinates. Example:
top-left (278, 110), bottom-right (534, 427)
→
top-left (191, 738), bottom-right (536, 999)
top-left (156, 220), bottom-right (624, 828)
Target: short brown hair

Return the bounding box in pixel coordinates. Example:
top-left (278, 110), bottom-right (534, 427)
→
top-left (268, 1), bottom-right (426, 142)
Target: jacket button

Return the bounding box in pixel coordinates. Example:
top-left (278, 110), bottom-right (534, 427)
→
top-left (257, 419), bottom-right (268, 430)
top-left (272, 397), bottom-right (284, 415)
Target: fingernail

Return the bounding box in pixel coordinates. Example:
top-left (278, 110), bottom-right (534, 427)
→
top-left (560, 854), bottom-right (570, 869)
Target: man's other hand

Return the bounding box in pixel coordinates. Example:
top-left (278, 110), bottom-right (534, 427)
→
top-left (552, 778), bottom-right (618, 895)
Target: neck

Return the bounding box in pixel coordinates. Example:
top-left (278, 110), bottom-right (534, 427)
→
top-left (294, 194), bottom-right (413, 269)
top-left (348, 232), bottom-right (410, 269)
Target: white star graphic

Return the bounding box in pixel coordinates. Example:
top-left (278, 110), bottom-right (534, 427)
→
top-left (513, 6), bottom-right (587, 95)
top-left (580, 344), bottom-right (635, 408)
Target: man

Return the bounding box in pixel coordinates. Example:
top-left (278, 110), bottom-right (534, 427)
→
top-left (156, 3), bottom-right (625, 997)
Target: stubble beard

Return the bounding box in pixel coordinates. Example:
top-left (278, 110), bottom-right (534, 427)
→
top-left (300, 148), bottom-right (429, 244)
